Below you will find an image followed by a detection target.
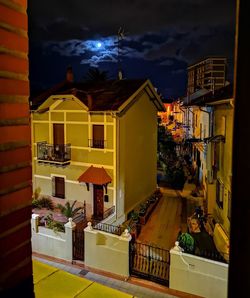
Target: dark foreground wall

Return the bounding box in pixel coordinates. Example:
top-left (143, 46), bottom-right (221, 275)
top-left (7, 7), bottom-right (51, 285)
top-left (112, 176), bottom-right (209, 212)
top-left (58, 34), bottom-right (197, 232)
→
top-left (0, 0), bottom-right (34, 296)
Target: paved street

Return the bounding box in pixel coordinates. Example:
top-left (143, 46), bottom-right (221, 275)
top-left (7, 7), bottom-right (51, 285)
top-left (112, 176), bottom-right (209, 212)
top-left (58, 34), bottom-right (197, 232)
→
top-left (138, 181), bottom-right (203, 250)
top-left (138, 187), bottom-right (182, 249)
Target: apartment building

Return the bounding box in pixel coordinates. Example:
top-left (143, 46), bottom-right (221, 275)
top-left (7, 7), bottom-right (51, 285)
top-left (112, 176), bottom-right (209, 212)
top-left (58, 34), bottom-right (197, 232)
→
top-left (187, 57), bottom-right (227, 95)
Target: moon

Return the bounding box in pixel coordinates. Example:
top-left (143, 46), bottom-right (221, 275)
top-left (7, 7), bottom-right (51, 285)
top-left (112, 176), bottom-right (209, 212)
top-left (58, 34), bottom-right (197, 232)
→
top-left (96, 42), bottom-right (102, 48)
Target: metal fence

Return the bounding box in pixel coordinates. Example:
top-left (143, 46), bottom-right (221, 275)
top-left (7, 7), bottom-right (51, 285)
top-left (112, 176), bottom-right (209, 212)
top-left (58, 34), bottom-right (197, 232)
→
top-left (88, 139), bottom-right (106, 149)
top-left (192, 249), bottom-right (227, 263)
top-left (130, 240), bottom-right (170, 286)
top-left (73, 229), bottom-right (85, 261)
top-left (91, 220), bottom-right (124, 236)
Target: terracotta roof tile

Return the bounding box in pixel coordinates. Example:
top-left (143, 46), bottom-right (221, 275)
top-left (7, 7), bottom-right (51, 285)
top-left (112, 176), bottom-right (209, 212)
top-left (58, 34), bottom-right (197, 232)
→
top-left (31, 79), bottom-right (147, 111)
top-left (78, 166), bottom-right (112, 185)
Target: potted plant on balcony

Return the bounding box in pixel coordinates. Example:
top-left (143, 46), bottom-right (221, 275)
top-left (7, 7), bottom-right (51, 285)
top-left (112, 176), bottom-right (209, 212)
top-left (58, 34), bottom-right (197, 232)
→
top-left (149, 195), bottom-right (156, 204)
top-left (139, 203), bottom-right (147, 216)
top-left (130, 211), bottom-right (140, 223)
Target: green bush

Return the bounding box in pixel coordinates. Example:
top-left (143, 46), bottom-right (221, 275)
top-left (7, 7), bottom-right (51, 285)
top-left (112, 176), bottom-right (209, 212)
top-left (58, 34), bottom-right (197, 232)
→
top-left (32, 196), bottom-right (54, 210)
top-left (32, 199), bottom-right (41, 209)
top-left (56, 200), bottom-right (82, 219)
top-left (177, 232), bottom-right (195, 253)
top-left (164, 164), bottom-right (186, 190)
top-left (44, 213), bottom-right (65, 232)
top-left (130, 211), bottom-right (140, 222)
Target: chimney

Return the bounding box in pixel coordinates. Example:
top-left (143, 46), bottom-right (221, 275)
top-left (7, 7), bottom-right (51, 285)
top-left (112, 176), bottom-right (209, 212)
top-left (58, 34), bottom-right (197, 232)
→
top-left (87, 94), bottom-right (93, 110)
top-left (66, 65), bottom-right (74, 82)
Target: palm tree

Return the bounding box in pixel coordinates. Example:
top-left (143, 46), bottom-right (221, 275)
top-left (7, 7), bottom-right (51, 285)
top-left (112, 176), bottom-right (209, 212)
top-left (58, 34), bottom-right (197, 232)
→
top-left (56, 200), bottom-right (82, 219)
top-left (83, 67), bottom-right (109, 82)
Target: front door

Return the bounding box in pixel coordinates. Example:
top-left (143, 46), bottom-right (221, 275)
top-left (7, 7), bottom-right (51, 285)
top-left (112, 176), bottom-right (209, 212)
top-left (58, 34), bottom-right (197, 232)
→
top-left (54, 176), bottom-right (65, 199)
top-left (93, 185), bottom-right (104, 220)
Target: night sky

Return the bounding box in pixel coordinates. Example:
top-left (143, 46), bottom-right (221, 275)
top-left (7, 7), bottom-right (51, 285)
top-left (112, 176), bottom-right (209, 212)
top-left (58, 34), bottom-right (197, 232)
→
top-left (28, 0), bottom-right (236, 99)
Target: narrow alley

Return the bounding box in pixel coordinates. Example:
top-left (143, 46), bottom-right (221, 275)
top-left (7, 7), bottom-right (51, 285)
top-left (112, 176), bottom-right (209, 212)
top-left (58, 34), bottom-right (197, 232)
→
top-left (138, 187), bottom-right (182, 250)
top-left (138, 182), bottom-right (203, 250)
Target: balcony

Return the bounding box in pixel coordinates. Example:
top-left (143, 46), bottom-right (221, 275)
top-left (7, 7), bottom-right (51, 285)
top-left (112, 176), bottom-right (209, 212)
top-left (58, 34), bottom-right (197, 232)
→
top-left (88, 139), bottom-right (106, 149)
top-left (37, 141), bottom-right (71, 166)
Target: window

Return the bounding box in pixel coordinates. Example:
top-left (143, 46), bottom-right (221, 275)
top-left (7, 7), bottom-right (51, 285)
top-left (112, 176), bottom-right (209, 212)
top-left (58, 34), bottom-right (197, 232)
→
top-left (212, 65), bottom-right (225, 71)
top-left (212, 72), bottom-right (225, 77)
top-left (213, 59), bottom-right (226, 64)
top-left (216, 179), bottom-right (224, 209)
top-left (52, 176), bottom-right (65, 199)
top-left (92, 125), bottom-right (104, 148)
top-left (215, 78), bottom-right (225, 83)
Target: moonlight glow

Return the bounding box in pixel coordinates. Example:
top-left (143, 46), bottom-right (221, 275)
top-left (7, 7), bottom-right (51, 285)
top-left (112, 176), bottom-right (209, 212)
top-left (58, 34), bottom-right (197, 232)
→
top-left (97, 42), bottom-right (102, 48)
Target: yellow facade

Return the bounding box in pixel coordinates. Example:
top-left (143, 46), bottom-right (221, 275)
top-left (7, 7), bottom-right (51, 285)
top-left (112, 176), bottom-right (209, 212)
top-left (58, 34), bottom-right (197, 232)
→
top-left (208, 100), bottom-right (234, 235)
top-left (31, 97), bottom-right (115, 215)
top-left (31, 81), bottom-right (162, 222)
top-left (119, 91), bottom-right (157, 216)
top-left (182, 94), bottom-right (233, 238)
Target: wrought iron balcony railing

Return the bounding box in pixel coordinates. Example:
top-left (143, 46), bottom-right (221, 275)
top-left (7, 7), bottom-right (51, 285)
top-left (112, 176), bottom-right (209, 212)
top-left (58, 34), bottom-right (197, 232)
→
top-left (88, 139), bottom-right (106, 149)
top-left (37, 141), bottom-right (71, 165)
top-left (91, 220), bottom-right (124, 236)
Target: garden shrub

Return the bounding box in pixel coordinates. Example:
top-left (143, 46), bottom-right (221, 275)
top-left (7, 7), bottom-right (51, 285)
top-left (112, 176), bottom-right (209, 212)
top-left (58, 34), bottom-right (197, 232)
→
top-left (177, 232), bottom-right (195, 253)
top-left (32, 196), bottom-right (54, 210)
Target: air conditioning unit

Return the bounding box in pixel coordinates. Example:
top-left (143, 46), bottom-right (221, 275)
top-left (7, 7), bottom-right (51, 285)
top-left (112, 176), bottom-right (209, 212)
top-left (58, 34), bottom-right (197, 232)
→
top-left (207, 170), bottom-right (214, 184)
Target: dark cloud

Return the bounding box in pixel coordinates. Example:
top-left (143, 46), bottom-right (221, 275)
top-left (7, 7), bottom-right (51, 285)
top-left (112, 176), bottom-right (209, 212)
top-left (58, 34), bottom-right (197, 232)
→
top-left (28, 0), bottom-right (236, 98)
top-left (28, 0), bottom-right (235, 41)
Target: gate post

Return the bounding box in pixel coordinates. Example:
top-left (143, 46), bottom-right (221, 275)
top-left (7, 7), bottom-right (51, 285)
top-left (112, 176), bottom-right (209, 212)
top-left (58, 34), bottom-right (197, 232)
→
top-left (64, 218), bottom-right (76, 262)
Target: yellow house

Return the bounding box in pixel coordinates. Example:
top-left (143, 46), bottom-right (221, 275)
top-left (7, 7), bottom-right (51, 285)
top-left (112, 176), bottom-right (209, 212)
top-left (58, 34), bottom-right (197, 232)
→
top-left (31, 73), bottom-right (165, 224)
top-left (183, 84), bottom-right (233, 235)
top-left (204, 85), bottom-right (234, 235)
top-left (182, 89), bottom-right (216, 196)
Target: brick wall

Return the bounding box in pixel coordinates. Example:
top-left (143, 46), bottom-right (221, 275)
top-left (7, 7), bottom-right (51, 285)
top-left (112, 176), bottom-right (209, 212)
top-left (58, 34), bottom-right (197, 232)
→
top-left (0, 0), bottom-right (33, 296)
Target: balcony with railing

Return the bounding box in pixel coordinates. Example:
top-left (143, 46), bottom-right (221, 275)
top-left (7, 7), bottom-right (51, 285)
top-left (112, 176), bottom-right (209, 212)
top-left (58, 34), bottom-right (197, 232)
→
top-left (88, 139), bottom-right (106, 149)
top-left (37, 141), bottom-right (71, 166)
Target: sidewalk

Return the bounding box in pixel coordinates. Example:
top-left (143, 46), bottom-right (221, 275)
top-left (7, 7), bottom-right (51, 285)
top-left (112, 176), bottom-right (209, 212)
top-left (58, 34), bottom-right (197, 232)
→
top-left (32, 253), bottom-right (200, 298)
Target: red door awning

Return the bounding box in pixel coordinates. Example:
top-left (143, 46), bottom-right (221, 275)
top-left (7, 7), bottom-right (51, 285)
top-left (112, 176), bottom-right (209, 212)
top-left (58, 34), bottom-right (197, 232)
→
top-left (78, 165), bottom-right (112, 185)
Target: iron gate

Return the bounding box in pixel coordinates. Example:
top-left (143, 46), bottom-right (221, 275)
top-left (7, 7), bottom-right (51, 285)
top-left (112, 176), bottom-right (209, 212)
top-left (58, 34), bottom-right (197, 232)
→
top-left (129, 240), bottom-right (170, 286)
top-left (73, 229), bottom-right (84, 261)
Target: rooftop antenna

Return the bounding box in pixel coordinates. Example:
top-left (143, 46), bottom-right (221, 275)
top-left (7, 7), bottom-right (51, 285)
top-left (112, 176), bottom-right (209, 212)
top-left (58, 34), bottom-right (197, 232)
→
top-left (117, 27), bottom-right (127, 80)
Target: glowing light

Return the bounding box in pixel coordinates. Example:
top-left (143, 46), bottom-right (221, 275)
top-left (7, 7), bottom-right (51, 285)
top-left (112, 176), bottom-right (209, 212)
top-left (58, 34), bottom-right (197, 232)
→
top-left (96, 42), bottom-right (102, 48)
